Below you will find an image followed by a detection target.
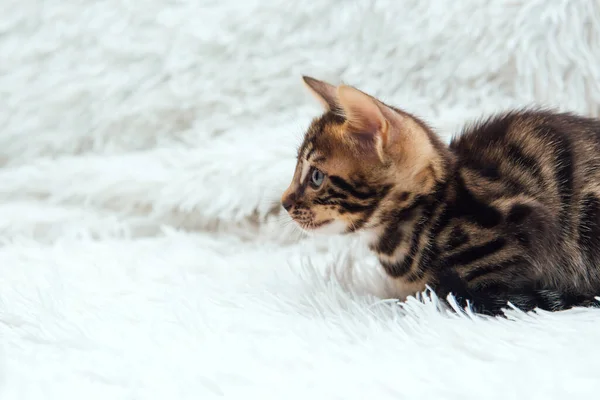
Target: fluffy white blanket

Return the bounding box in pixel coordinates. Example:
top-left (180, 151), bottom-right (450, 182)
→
top-left (2, 0), bottom-right (600, 398)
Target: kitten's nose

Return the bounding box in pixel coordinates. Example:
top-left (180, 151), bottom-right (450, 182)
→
top-left (281, 194), bottom-right (296, 211)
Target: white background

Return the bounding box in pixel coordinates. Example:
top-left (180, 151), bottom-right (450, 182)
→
top-left (1, 1), bottom-right (600, 398)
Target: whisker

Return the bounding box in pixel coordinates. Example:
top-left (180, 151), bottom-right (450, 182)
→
top-left (273, 214), bottom-right (291, 223)
top-left (294, 225), bottom-right (307, 241)
top-left (348, 219), bottom-right (358, 232)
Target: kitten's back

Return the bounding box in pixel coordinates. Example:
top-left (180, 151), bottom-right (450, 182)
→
top-left (449, 109), bottom-right (600, 292)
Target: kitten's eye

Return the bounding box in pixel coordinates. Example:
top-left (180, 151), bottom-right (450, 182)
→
top-left (310, 168), bottom-right (325, 188)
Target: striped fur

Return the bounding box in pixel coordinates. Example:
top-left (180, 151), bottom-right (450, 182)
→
top-left (282, 76), bottom-right (600, 316)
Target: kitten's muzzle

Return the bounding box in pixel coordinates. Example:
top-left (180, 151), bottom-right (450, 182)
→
top-left (281, 193), bottom-right (297, 211)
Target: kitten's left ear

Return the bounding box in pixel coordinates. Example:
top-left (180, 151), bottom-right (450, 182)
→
top-left (337, 85), bottom-right (442, 181)
top-left (336, 85), bottom-right (393, 158)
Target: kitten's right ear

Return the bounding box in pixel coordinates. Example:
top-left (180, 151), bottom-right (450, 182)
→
top-left (302, 76), bottom-right (338, 111)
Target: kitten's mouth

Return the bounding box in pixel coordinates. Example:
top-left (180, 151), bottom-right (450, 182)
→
top-left (295, 218), bottom-right (348, 235)
top-left (291, 218), bottom-right (333, 232)
top-left (305, 219), bottom-right (333, 230)
top-left (293, 218), bottom-right (333, 231)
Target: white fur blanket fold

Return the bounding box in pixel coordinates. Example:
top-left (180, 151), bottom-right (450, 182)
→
top-left (1, 1), bottom-right (600, 398)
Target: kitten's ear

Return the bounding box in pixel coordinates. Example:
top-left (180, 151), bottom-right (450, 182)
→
top-left (302, 76), bottom-right (338, 111)
top-left (337, 85), bottom-right (442, 182)
top-left (336, 85), bottom-right (392, 157)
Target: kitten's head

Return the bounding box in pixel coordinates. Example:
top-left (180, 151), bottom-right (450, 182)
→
top-left (281, 76), bottom-right (449, 235)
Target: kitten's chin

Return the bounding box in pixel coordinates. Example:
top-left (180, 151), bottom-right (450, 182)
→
top-left (302, 220), bottom-right (348, 236)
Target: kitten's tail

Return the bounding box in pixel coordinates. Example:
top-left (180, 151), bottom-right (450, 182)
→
top-left (532, 289), bottom-right (600, 312)
top-left (467, 287), bottom-right (600, 316)
top-left (436, 270), bottom-right (600, 316)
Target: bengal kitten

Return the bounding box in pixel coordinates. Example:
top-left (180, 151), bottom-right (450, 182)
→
top-left (281, 76), bottom-right (600, 316)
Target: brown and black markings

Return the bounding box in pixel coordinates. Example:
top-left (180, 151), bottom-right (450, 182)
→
top-left (282, 76), bottom-right (600, 316)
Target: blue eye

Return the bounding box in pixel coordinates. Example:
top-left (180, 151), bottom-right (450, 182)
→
top-left (311, 168), bottom-right (325, 188)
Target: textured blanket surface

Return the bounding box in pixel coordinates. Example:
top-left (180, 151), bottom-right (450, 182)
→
top-left (2, 1), bottom-right (600, 398)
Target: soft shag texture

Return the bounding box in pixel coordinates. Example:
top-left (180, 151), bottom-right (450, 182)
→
top-left (2, 1), bottom-right (600, 398)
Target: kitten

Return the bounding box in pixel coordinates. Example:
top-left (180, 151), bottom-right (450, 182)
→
top-left (281, 76), bottom-right (600, 316)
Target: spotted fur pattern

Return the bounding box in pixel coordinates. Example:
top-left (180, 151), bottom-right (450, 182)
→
top-left (282, 76), bottom-right (600, 316)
